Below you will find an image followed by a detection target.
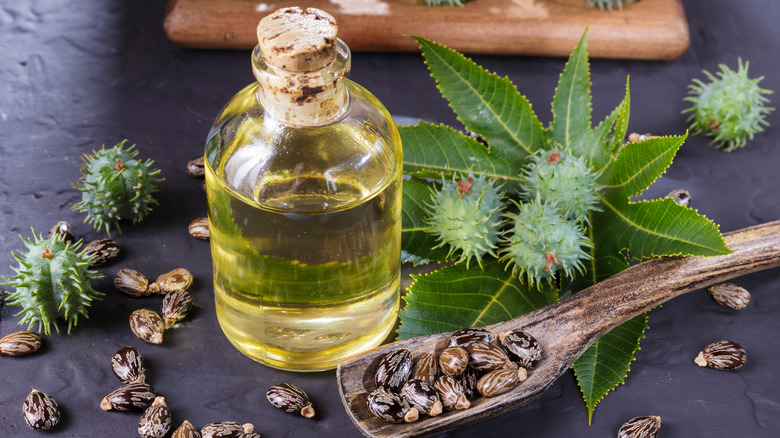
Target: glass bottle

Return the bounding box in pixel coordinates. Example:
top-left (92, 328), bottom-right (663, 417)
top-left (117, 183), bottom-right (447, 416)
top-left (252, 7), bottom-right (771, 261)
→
top-left (203, 7), bottom-right (402, 371)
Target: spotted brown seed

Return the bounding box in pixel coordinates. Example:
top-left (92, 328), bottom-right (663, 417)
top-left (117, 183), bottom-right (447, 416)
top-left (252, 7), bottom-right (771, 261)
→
top-left (138, 396), bottom-right (172, 438)
top-left (412, 352), bottom-right (438, 385)
top-left (467, 341), bottom-right (514, 372)
top-left (628, 132), bottom-right (657, 143)
top-left (82, 238), bottom-right (120, 267)
top-left (459, 367), bottom-right (480, 400)
top-left (239, 433), bottom-right (262, 438)
top-left (23, 389), bottom-right (60, 430)
top-left (666, 188), bottom-right (691, 207)
top-left (448, 327), bottom-right (495, 349)
top-left (499, 329), bottom-right (543, 369)
top-left (375, 348), bottom-right (412, 392)
top-left (100, 382), bottom-right (156, 411)
top-left (366, 387), bottom-right (419, 424)
top-left (187, 156), bottom-right (205, 178)
top-left (439, 346), bottom-right (469, 376)
top-left (115, 268), bottom-right (151, 297)
top-left (189, 217), bottom-right (210, 240)
top-left (161, 289), bottom-right (194, 329)
top-left (618, 415), bottom-right (661, 438)
top-left (130, 309), bottom-right (165, 344)
top-left (150, 268), bottom-right (194, 295)
top-left (476, 367), bottom-right (527, 397)
top-left (173, 420), bottom-right (201, 438)
top-left (266, 383), bottom-right (315, 418)
top-left (708, 282), bottom-right (751, 310)
top-left (111, 346), bottom-right (146, 383)
top-left (0, 330), bottom-right (42, 356)
top-left (694, 340), bottom-right (747, 370)
top-left (434, 375), bottom-right (470, 411)
top-left (46, 221), bottom-right (75, 244)
top-left (400, 379), bottom-right (442, 416)
top-left (201, 422), bottom-right (254, 438)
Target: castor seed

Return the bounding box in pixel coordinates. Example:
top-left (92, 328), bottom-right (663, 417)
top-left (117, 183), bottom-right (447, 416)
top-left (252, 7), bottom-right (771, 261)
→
top-left (499, 330), bottom-right (543, 369)
top-left (115, 268), bottom-right (152, 297)
top-left (189, 217), bottom-right (210, 240)
top-left (439, 346), bottom-right (469, 376)
top-left (467, 341), bottom-right (514, 372)
top-left (694, 340), bottom-right (747, 370)
top-left (412, 352), bottom-right (438, 385)
top-left (130, 309), bottom-right (165, 344)
top-left (366, 387), bottom-right (419, 423)
top-left (187, 156), bottom-right (205, 178)
top-left (23, 389), bottom-right (60, 430)
top-left (666, 188), bottom-right (691, 207)
top-left (400, 379), bottom-right (442, 416)
top-left (101, 382), bottom-right (156, 411)
top-left (476, 367), bottom-right (527, 397)
top-left (375, 348), bottom-right (412, 392)
top-left (138, 396), bottom-right (172, 438)
top-left (628, 132), bottom-right (657, 143)
top-left (448, 327), bottom-right (495, 349)
top-left (150, 268), bottom-right (193, 295)
top-left (161, 289), bottom-right (194, 329)
top-left (459, 367), bottom-right (480, 400)
top-left (240, 433), bottom-right (262, 438)
top-left (0, 330), bottom-right (42, 356)
top-left (201, 422), bottom-right (254, 438)
top-left (173, 420), bottom-right (201, 438)
top-left (46, 221), bottom-right (75, 244)
top-left (434, 375), bottom-right (470, 411)
top-left (111, 346), bottom-right (146, 384)
top-left (618, 415), bottom-right (661, 438)
top-left (266, 383), bottom-right (315, 418)
top-left (708, 282), bottom-right (751, 310)
top-left (82, 238), bottom-right (120, 266)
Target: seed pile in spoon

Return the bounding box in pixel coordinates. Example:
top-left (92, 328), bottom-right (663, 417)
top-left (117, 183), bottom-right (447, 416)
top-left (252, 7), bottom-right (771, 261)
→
top-left (365, 327), bottom-right (542, 423)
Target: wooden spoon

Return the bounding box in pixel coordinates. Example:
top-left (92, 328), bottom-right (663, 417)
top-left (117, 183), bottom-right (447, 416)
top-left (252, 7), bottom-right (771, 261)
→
top-left (337, 220), bottom-right (780, 437)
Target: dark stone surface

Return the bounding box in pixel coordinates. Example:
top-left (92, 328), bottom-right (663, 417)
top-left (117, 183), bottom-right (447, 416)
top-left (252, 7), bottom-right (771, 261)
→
top-left (1, 0), bottom-right (779, 436)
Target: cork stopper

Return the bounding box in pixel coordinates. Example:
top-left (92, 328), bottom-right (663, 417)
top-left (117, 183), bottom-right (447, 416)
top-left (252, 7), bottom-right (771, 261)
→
top-left (257, 7), bottom-right (338, 72)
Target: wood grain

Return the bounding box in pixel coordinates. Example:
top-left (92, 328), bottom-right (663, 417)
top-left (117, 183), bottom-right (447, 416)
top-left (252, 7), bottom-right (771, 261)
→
top-left (164, 0), bottom-right (689, 60)
top-left (336, 220), bottom-right (780, 437)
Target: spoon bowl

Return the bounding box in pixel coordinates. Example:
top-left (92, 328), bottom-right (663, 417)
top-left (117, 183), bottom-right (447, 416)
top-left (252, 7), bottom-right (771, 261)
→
top-left (337, 220), bottom-right (780, 437)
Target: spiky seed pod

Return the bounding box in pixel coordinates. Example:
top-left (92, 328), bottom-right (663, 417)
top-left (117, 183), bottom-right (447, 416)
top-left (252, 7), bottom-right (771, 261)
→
top-left (501, 200), bottom-right (591, 288)
top-left (73, 140), bottom-right (163, 233)
top-left (684, 59), bottom-right (774, 152)
top-left (425, 172), bottom-right (505, 267)
top-left (521, 147), bottom-right (600, 222)
top-left (2, 230), bottom-right (104, 334)
top-left (587, 0), bottom-right (638, 10)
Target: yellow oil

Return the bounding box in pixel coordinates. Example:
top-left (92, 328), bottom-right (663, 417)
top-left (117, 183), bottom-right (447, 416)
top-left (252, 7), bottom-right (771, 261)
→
top-left (204, 85), bottom-right (402, 371)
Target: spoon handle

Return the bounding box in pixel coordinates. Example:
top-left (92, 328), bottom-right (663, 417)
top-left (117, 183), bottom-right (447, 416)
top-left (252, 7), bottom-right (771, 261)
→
top-left (489, 220), bottom-right (780, 358)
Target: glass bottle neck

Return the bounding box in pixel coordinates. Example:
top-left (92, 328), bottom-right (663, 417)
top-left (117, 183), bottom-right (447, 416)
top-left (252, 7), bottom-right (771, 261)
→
top-left (251, 40), bottom-right (351, 127)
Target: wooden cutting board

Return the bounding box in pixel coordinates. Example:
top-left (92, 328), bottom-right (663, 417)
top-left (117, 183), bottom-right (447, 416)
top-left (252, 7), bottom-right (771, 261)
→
top-left (164, 0), bottom-right (689, 60)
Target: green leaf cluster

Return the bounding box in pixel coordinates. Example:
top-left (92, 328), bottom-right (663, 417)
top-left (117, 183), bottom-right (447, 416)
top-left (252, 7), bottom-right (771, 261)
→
top-left (398, 31), bottom-right (730, 420)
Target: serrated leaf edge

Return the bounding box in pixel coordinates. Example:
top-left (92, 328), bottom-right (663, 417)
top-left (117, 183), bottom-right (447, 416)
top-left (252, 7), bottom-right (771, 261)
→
top-left (572, 313), bottom-right (649, 424)
top-left (411, 35), bottom-right (545, 156)
top-left (598, 197), bottom-right (733, 260)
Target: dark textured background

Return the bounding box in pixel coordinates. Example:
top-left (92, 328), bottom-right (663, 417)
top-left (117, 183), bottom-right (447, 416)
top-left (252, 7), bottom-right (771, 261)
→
top-left (1, 1), bottom-right (779, 436)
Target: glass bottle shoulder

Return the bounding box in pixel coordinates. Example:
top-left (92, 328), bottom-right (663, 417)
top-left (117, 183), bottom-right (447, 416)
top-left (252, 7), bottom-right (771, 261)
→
top-left (205, 80), bottom-right (401, 214)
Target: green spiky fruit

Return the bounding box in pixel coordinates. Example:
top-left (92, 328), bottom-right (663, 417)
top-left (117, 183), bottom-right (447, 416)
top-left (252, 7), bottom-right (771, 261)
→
top-left (684, 59), bottom-right (774, 152)
top-left (521, 147), bottom-right (600, 222)
top-left (425, 172), bottom-right (505, 267)
top-left (587, 0), bottom-right (638, 10)
top-left (501, 200), bottom-right (591, 288)
top-left (2, 230), bottom-right (104, 334)
top-left (73, 140), bottom-right (162, 233)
